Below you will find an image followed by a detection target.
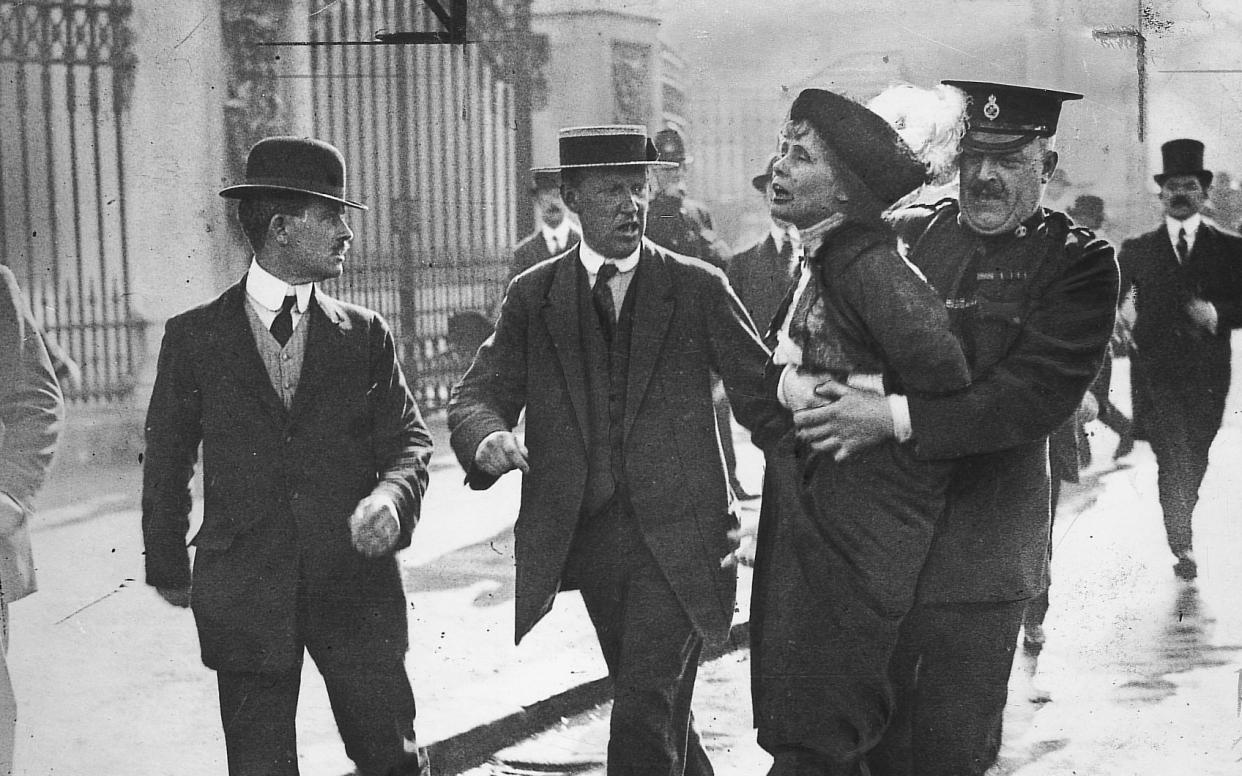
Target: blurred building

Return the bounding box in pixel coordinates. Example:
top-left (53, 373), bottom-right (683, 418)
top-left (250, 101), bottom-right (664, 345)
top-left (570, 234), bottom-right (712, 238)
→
top-left (668, 0), bottom-right (1155, 250)
top-left (0, 0), bottom-right (535, 458)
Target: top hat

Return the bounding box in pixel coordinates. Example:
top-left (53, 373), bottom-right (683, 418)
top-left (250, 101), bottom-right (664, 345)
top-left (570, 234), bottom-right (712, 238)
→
top-left (1067, 194), bottom-right (1105, 227)
top-left (1154, 139), bottom-right (1213, 188)
top-left (219, 136), bottom-right (367, 210)
top-left (752, 155), bottom-right (778, 192)
top-left (655, 128), bottom-right (691, 165)
top-left (788, 88), bottom-right (925, 207)
top-left (942, 80), bottom-right (1082, 153)
top-left (534, 126), bottom-right (677, 172)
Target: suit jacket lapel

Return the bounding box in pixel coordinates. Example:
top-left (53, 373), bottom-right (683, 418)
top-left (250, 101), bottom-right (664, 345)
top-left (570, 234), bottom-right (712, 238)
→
top-left (624, 244), bottom-right (675, 438)
top-left (542, 250), bottom-right (590, 450)
top-left (216, 278), bottom-right (286, 422)
top-left (289, 290), bottom-right (347, 420)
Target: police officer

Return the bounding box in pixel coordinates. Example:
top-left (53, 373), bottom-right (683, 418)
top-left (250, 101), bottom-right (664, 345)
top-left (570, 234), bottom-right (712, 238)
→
top-left (794, 81), bottom-right (1119, 776)
top-left (645, 128), bottom-right (730, 269)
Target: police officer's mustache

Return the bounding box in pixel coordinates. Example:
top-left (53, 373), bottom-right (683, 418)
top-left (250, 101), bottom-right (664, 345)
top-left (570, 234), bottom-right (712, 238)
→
top-left (968, 180), bottom-right (1007, 199)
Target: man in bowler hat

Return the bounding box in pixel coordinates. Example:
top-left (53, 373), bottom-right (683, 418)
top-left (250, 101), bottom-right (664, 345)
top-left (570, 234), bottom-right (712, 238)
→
top-left (727, 157), bottom-right (802, 336)
top-left (1116, 139), bottom-right (1242, 581)
top-left (449, 125), bottom-right (785, 775)
top-left (142, 136), bottom-right (434, 776)
top-left (795, 81), bottom-right (1118, 775)
top-left (509, 169), bottom-right (580, 280)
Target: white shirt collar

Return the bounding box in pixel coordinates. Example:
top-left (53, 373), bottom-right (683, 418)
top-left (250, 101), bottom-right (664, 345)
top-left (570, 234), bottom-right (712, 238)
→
top-left (541, 219), bottom-right (574, 254)
top-left (247, 257), bottom-right (314, 314)
top-left (1166, 213), bottom-right (1201, 248)
top-left (578, 238), bottom-right (640, 277)
top-left (770, 222), bottom-right (801, 251)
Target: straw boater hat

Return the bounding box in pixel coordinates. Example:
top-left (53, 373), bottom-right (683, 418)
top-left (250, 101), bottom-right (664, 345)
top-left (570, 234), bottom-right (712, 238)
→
top-left (219, 136), bottom-right (368, 210)
top-left (534, 125), bottom-right (678, 172)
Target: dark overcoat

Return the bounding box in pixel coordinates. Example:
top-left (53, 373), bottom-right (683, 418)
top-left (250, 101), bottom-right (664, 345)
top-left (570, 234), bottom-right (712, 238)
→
top-left (896, 202), bottom-right (1119, 603)
top-left (510, 228), bottom-right (580, 280)
top-left (726, 234), bottom-right (795, 339)
top-left (1118, 220), bottom-right (1242, 420)
top-left (142, 279), bottom-right (432, 672)
top-left (448, 240), bottom-right (784, 645)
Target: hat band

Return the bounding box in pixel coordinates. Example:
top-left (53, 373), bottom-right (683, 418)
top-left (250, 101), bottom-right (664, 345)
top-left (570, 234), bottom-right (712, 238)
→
top-left (560, 135), bottom-right (654, 167)
top-left (244, 175), bottom-right (346, 199)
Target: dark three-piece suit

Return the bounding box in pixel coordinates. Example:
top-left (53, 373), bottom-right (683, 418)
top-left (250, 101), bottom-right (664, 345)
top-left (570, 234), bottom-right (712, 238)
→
top-left (449, 239), bottom-right (784, 774)
top-left (142, 277), bottom-right (433, 776)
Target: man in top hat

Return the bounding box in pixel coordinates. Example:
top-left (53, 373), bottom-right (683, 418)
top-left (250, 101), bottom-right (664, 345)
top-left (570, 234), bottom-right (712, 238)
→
top-left (448, 125), bottom-right (784, 775)
top-left (1115, 139), bottom-right (1242, 581)
top-left (142, 136), bottom-right (434, 776)
top-left (793, 81), bottom-right (1118, 775)
top-left (727, 156), bottom-right (802, 336)
top-left (509, 169), bottom-right (580, 280)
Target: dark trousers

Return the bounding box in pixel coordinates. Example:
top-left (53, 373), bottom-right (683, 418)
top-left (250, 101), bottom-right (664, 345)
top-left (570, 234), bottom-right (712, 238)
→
top-left (1022, 477), bottom-right (1062, 634)
top-left (564, 498), bottom-right (713, 776)
top-left (867, 600), bottom-right (1027, 776)
top-left (215, 609), bottom-right (424, 776)
top-left (1135, 371), bottom-right (1227, 556)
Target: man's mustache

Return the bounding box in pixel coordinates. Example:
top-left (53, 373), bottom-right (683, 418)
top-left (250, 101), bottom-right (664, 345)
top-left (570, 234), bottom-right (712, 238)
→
top-left (1170, 195), bottom-right (1191, 208)
top-left (968, 180), bottom-right (1007, 199)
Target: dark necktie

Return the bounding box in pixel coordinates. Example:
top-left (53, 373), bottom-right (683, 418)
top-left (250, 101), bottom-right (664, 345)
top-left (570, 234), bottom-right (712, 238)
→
top-left (1176, 227), bottom-right (1189, 264)
top-left (270, 294), bottom-right (297, 347)
top-left (592, 263), bottom-right (619, 342)
top-left (778, 236), bottom-right (795, 277)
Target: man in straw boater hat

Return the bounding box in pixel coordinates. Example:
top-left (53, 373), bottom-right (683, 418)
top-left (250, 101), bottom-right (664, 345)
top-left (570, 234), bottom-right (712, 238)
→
top-left (142, 136), bottom-right (434, 776)
top-left (1116, 139), bottom-right (1242, 582)
top-left (448, 125), bottom-right (785, 774)
top-left (789, 81), bottom-right (1118, 775)
top-left (746, 87), bottom-right (973, 776)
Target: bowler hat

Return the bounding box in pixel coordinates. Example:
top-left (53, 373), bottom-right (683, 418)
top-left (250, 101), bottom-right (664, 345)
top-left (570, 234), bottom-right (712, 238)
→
top-left (788, 89), bottom-right (925, 207)
top-left (1154, 139), bottom-right (1213, 188)
top-left (752, 155), bottom-right (777, 192)
top-left (655, 128), bottom-right (692, 165)
top-left (1067, 195), bottom-right (1105, 227)
top-left (942, 80), bottom-right (1082, 153)
top-left (219, 136), bottom-right (367, 210)
top-left (534, 126), bottom-right (676, 172)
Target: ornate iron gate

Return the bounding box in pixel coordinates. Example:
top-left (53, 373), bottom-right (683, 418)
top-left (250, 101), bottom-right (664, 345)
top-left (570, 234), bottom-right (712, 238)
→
top-left (0, 0), bottom-right (143, 403)
top-left (308, 0), bottom-right (531, 409)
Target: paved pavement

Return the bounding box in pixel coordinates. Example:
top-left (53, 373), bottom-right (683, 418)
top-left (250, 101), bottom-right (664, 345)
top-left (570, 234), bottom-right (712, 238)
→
top-left (12, 355), bottom-right (1242, 775)
top-left (472, 357), bottom-right (1242, 776)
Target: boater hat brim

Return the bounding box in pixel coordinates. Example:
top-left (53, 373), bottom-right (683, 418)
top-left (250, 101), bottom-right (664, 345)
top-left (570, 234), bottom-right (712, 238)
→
top-left (534, 125), bottom-right (678, 172)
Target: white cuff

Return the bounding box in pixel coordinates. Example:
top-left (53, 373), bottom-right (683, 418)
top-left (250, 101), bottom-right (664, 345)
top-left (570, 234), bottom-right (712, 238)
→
top-left (1207, 302), bottom-right (1219, 335)
top-left (888, 394), bottom-right (912, 443)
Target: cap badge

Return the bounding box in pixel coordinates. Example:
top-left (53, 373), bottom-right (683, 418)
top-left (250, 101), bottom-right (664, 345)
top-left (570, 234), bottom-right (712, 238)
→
top-left (983, 94), bottom-right (1001, 121)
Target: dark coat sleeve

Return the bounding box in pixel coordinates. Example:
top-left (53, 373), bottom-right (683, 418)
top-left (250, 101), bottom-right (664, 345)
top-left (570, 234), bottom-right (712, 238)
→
top-left (833, 239), bottom-right (970, 395)
top-left (447, 274), bottom-right (532, 489)
top-left (141, 317), bottom-right (203, 590)
top-left (909, 233), bottom-right (1120, 460)
top-left (701, 268), bottom-right (789, 451)
top-left (365, 314), bottom-right (433, 547)
top-left (1205, 227), bottom-right (1242, 330)
top-left (0, 267), bottom-right (64, 508)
